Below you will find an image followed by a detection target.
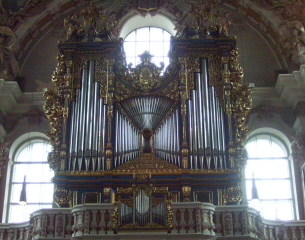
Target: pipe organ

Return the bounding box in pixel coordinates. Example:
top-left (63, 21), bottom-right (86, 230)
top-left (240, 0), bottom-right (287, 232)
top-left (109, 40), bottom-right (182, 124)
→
top-left (44, 2), bottom-right (251, 232)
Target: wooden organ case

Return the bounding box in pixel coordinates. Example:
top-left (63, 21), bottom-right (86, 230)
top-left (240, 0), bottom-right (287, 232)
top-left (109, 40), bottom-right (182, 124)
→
top-left (44, 3), bottom-right (251, 232)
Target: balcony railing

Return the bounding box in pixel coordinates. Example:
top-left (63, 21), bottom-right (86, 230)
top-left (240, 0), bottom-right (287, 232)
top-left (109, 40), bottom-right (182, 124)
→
top-left (1, 203), bottom-right (305, 240)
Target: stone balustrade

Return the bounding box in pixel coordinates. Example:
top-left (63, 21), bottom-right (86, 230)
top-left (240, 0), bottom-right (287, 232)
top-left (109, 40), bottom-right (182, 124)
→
top-left (1, 204), bottom-right (305, 240)
top-left (171, 202), bottom-right (215, 236)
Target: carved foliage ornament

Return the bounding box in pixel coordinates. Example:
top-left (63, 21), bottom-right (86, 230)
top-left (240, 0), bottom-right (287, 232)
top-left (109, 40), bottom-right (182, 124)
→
top-left (44, 54), bottom-right (67, 171)
top-left (229, 49), bottom-right (252, 172)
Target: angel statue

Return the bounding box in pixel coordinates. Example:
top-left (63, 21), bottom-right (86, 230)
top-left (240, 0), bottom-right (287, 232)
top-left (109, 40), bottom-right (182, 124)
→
top-left (0, 26), bottom-right (19, 81)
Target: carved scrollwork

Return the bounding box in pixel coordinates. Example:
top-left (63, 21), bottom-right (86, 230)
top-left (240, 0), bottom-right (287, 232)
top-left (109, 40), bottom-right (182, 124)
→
top-left (229, 49), bottom-right (252, 172)
top-left (223, 185), bottom-right (242, 205)
top-left (54, 187), bottom-right (72, 208)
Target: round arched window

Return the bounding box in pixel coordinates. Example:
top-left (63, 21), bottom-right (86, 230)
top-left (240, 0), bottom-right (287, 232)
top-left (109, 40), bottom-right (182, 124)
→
top-left (7, 139), bottom-right (54, 223)
top-left (124, 27), bottom-right (171, 71)
top-left (245, 134), bottom-right (296, 220)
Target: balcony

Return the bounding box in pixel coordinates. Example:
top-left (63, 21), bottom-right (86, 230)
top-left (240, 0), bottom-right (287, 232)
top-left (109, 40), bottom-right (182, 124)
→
top-left (1, 203), bottom-right (305, 240)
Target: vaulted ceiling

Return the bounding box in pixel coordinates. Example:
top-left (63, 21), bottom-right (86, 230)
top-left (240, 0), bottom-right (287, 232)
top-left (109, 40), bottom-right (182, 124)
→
top-left (0, 0), bottom-right (304, 91)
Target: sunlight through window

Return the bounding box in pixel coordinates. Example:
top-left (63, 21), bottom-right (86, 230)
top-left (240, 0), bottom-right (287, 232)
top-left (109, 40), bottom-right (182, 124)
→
top-left (245, 134), bottom-right (295, 220)
top-left (8, 139), bottom-right (53, 223)
top-left (124, 27), bottom-right (171, 71)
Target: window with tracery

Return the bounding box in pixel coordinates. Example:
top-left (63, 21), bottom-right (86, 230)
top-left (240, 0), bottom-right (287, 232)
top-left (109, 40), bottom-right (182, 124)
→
top-left (245, 134), bottom-right (296, 220)
top-left (7, 138), bottom-right (54, 223)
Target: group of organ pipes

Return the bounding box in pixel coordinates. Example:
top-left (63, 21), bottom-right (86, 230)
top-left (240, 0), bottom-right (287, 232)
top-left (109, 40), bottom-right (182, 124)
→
top-left (47, 38), bottom-right (251, 226)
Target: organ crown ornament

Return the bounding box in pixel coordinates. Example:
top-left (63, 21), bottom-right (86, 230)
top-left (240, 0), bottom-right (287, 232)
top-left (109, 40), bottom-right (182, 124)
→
top-left (128, 51), bottom-right (164, 92)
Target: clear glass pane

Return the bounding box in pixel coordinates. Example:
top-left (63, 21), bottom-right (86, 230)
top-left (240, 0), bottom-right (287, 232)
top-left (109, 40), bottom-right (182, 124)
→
top-left (150, 42), bottom-right (164, 56)
top-left (10, 183), bottom-right (22, 203)
top-left (124, 27), bottom-right (171, 71)
top-left (136, 28), bottom-right (150, 41)
top-left (245, 159), bottom-right (289, 179)
top-left (26, 183), bottom-right (54, 203)
top-left (246, 136), bottom-right (286, 158)
top-left (16, 142), bottom-right (51, 162)
top-left (246, 179), bottom-right (292, 200)
top-left (135, 42), bottom-right (150, 56)
top-left (124, 42), bottom-right (136, 57)
top-left (10, 182), bottom-right (54, 203)
top-left (276, 200), bottom-right (294, 220)
top-left (260, 201), bottom-right (277, 220)
top-left (13, 164), bottom-right (53, 182)
top-left (150, 28), bottom-right (163, 41)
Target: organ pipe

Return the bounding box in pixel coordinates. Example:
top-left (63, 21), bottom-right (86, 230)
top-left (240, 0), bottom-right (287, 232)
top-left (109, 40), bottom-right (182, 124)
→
top-left (67, 60), bottom-right (108, 172)
top-left (186, 59), bottom-right (227, 170)
top-left (113, 108), bottom-right (140, 168)
top-left (154, 108), bottom-right (181, 167)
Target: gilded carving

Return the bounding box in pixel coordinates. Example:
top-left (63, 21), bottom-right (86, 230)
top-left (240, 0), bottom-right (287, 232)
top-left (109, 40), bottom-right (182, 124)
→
top-left (167, 200), bottom-right (173, 233)
top-left (112, 201), bottom-right (119, 234)
top-left (114, 153), bottom-right (179, 173)
top-left (63, 2), bottom-right (120, 42)
top-left (54, 188), bottom-right (72, 208)
top-left (174, 1), bottom-right (233, 39)
top-left (223, 185), bottom-right (242, 205)
top-left (229, 49), bottom-right (252, 172)
top-left (182, 186), bottom-right (191, 202)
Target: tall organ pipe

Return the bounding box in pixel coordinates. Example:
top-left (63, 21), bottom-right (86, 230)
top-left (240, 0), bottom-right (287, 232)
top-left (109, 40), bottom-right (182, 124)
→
top-left (114, 108), bottom-right (140, 168)
top-left (66, 60), bottom-right (108, 172)
top-left (186, 59), bottom-right (226, 169)
top-left (154, 109), bottom-right (181, 167)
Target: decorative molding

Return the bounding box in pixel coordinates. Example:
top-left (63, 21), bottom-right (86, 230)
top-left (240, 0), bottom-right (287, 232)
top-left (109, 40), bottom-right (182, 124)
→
top-left (0, 141), bottom-right (9, 178)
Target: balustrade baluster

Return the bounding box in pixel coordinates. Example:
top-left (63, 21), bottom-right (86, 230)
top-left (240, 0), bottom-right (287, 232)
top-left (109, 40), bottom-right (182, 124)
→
top-left (91, 210), bottom-right (98, 234)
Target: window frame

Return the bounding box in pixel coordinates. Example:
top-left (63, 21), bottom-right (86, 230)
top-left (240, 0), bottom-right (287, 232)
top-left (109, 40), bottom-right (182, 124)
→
top-left (245, 131), bottom-right (298, 220)
top-left (123, 26), bottom-right (172, 72)
top-left (4, 133), bottom-right (54, 223)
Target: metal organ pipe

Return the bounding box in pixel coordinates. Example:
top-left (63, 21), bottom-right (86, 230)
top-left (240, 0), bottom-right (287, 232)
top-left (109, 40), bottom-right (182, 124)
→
top-left (186, 59), bottom-right (226, 170)
top-left (67, 60), bottom-right (108, 172)
top-left (154, 109), bottom-right (181, 167)
top-left (114, 108), bottom-right (140, 168)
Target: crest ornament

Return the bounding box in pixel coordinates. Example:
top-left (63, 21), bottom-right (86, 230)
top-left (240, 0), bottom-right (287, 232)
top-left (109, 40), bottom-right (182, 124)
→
top-left (128, 51), bottom-right (164, 92)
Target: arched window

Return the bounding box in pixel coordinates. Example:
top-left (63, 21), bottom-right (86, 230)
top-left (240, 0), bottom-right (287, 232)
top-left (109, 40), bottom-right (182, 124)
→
top-left (7, 137), bottom-right (53, 223)
top-left (245, 133), bottom-right (296, 220)
top-left (124, 27), bottom-right (172, 70)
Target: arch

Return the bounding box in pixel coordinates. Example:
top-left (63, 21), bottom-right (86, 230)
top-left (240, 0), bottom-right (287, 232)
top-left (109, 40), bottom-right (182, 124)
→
top-left (3, 133), bottom-right (53, 223)
top-left (119, 14), bottom-right (176, 39)
top-left (245, 129), bottom-right (297, 220)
